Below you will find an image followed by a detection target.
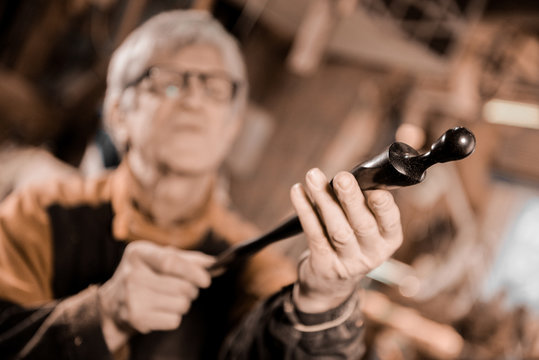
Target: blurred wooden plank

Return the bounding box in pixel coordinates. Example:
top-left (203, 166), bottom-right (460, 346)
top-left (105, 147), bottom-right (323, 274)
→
top-left (192, 0), bottom-right (215, 11)
top-left (226, 104), bottom-right (275, 178)
top-left (229, 61), bottom-right (388, 231)
top-left (492, 125), bottom-right (539, 183)
top-left (286, 0), bottom-right (356, 75)
top-left (14, 2), bottom-right (67, 78)
top-left (114, 0), bottom-right (148, 46)
top-left (363, 289), bottom-right (465, 359)
top-left (319, 80), bottom-right (383, 177)
top-left (0, 70), bottom-right (57, 143)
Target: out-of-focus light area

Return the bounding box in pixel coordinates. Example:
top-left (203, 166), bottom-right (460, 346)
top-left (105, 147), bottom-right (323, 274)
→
top-left (484, 99), bottom-right (539, 129)
top-left (482, 198), bottom-right (539, 311)
top-left (0, 0), bottom-right (539, 359)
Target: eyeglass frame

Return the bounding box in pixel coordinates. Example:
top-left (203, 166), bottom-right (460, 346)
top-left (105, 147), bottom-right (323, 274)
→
top-left (125, 65), bottom-right (243, 102)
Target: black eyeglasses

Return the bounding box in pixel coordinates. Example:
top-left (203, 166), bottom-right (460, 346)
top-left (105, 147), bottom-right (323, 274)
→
top-left (128, 66), bottom-right (241, 102)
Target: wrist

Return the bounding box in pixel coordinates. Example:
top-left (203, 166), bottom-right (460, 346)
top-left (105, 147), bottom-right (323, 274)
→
top-left (292, 281), bottom-right (356, 314)
top-left (99, 309), bottom-right (129, 352)
top-left (97, 282), bottom-right (131, 352)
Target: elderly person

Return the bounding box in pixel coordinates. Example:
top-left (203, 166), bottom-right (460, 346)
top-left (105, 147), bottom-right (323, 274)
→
top-left (0, 10), bottom-right (402, 359)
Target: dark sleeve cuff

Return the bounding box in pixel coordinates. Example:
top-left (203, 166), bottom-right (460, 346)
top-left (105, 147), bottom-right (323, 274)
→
top-left (283, 285), bottom-right (361, 332)
top-left (59, 286), bottom-right (112, 359)
top-left (19, 286), bottom-right (112, 360)
top-left (293, 289), bottom-right (359, 325)
top-left (220, 284), bottom-right (366, 359)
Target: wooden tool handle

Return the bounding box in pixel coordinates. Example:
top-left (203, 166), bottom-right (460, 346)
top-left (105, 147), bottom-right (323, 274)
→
top-left (209, 127), bottom-right (476, 274)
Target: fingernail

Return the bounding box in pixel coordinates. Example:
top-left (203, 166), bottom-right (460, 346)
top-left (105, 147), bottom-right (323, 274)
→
top-left (307, 168), bottom-right (325, 189)
top-left (335, 173), bottom-right (352, 190)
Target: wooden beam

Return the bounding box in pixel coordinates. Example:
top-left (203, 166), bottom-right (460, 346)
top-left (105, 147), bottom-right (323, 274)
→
top-left (287, 0), bottom-right (356, 76)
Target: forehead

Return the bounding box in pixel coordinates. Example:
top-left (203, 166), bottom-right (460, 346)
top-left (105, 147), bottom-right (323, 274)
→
top-left (151, 43), bottom-right (226, 72)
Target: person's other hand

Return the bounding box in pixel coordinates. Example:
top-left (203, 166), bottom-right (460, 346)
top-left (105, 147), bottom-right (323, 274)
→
top-left (98, 240), bottom-right (214, 350)
top-left (290, 168), bottom-right (402, 313)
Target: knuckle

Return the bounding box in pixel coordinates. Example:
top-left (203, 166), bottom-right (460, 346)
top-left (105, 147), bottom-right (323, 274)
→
top-left (117, 300), bottom-right (130, 325)
top-left (161, 314), bottom-right (182, 331)
top-left (201, 272), bottom-right (212, 288)
top-left (368, 191), bottom-right (392, 210)
top-left (177, 282), bottom-right (199, 300)
top-left (190, 287), bottom-right (199, 299)
top-left (123, 243), bottom-right (138, 259)
top-left (174, 282), bottom-right (187, 296)
top-left (172, 315), bottom-right (183, 329)
top-left (178, 297), bottom-right (192, 314)
top-left (125, 240), bottom-right (148, 256)
top-left (161, 254), bottom-right (176, 274)
top-left (330, 227), bottom-right (354, 247)
top-left (124, 270), bottom-right (139, 286)
top-left (388, 233), bottom-right (404, 250)
top-left (353, 225), bottom-right (377, 239)
top-left (384, 220), bottom-right (402, 235)
top-left (340, 186), bottom-right (362, 204)
top-left (124, 297), bottom-right (138, 328)
top-left (137, 322), bottom-right (151, 334)
top-left (309, 236), bottom-right (332, 254)
top-left (358, 253), bottom-right (379, 272)
top-left (332, 262), bottom-right (353, 280)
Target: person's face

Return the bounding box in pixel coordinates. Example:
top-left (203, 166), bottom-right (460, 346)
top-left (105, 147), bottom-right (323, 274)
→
top-left (121, 44), bottom-right (243, 175)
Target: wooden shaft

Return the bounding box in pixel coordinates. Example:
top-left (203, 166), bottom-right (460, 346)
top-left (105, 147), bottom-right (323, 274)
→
top-left (209, 127), bottom-right (476, 274)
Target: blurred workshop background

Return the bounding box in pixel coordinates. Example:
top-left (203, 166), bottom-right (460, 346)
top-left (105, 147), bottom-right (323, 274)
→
top-left (1, 0), bottom-right (538, 358)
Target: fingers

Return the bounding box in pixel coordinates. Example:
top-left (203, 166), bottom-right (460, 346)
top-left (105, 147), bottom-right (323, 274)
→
top-left (290, 183), bottom-right (333, 264)
top-left (101, 241), bottom-right (217, 338)
top-left (137, 311), bottom-right (182, 333)
top-left (365, 189), bottom-right (402, 243)
top-left (302, 168), bottom-right (360, 257)
top-left (132, 282), bottom-right (194, 314)
top-left (290, 168), bottom-right (403, 315)
top-left (129, 241), bottom-right (214, 288)
top-left (126, 270), bottom-right (195, 314)
top-left (333, 172), bottom-right (402, 242)
top-left (296, 168), bottom-right (402, 259)
top-left (332, 171), bottom-right (379, 240)
top-left (140, 267), bottom-right (200, 300)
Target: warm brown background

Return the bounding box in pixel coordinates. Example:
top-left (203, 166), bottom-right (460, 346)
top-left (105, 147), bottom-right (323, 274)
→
top-left (1, 1), bottom-right (538, 358)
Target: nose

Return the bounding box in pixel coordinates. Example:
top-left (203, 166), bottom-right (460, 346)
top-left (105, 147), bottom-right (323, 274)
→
top-left (178, 74), bottom-right (205, 109)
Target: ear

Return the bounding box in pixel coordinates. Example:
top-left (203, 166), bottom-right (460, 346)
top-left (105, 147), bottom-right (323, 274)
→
top-left (227, 97), bottom-right (248, 143)
top-left (105, 97), bottom-right (130, 153)
top-left (228, 111), bottom-right (244, 142)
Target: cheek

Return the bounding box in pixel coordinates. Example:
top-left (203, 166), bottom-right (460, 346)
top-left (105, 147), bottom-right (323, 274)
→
top-left (128, 116), bottom-right (152, 148)
top-left (209, 106), bottom-right (237, 138)
top-left (128, 98), bottom-right (162, 143)
top-left (208, 112), bottom-right (239, 153)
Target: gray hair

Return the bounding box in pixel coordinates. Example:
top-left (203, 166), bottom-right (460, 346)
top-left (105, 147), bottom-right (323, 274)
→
top-left (103, 9), bottom-right (248, 151)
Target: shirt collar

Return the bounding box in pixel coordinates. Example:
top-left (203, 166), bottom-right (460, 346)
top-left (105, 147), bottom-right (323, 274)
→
top-left (109, 161), bottom-right (218, 249)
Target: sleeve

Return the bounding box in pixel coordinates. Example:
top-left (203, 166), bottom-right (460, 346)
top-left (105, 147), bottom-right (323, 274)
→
top-left (0, 190), bottom-right (112, 360)
top-left (0, 287), bottom-right (112, 360)
top-left (219, 284), bottom-right (365, 360)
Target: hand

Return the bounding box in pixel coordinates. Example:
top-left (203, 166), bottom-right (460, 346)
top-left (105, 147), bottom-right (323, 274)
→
top-left (98, 240), bottom-right (214, 351)
top-left (290, 168), bottom-right (402, 313)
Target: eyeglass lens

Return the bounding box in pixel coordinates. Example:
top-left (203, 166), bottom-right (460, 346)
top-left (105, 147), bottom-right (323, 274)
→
top-left (147, 68), bottom-right (238, 101)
